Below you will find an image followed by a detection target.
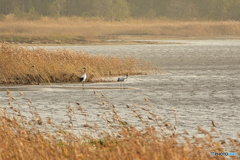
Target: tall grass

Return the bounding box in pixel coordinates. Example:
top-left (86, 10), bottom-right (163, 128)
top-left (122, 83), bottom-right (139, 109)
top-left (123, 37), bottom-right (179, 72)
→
top-left (1, 15), bottom-right (240, 43)
top-left (0, 90), bottom-right (239, 160)
top-left (0, 43), bottom-right (153, 84)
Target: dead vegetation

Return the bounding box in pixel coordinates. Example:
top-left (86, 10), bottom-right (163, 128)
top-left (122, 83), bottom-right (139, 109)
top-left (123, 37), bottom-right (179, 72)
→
top-left (1, 15), bottom-right (240, 44)
top-left (0, 43), bottom-right (154, 84)
top-left (0, 90), bottom-right (239, 160)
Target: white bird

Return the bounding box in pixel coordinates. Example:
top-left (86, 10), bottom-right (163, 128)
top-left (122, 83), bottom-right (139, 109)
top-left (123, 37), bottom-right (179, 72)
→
top-left (117, 74), bottom-right (128, 88)
top-left (80, 67), bottom-right (87, 89)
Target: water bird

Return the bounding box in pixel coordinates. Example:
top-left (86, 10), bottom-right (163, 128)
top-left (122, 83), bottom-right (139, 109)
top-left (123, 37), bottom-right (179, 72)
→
top-left (80, 67), bottom-right (87, 89)
top-left (117, 74), bottom-right (128, 82)
top-left (117, 74), bottom-right (128, 88)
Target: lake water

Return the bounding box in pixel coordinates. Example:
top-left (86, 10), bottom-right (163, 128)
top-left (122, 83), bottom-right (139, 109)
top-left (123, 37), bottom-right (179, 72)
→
top-left (1, 39), bottom-right (240, 141)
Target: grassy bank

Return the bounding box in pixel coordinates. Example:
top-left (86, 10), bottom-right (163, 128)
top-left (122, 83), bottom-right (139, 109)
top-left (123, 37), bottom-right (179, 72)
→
top-left (0, 43), bottom-right (153, 85)
top-left (0, 90), bottom-right (239, 160)
top-left (1, 15), bottom-right (240, 44)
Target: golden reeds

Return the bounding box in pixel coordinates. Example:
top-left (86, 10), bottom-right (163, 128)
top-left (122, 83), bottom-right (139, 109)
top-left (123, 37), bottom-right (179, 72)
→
top-left (0, 90), bottom-right (239, 160)
top-left (0, 43), bottom-right (153, 84)
top-left (1, 15), bottom-right (240, 43)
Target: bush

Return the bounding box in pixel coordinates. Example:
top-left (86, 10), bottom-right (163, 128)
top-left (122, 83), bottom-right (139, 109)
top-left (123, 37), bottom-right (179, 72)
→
top-left (13, 7), bottom-right (41, 20)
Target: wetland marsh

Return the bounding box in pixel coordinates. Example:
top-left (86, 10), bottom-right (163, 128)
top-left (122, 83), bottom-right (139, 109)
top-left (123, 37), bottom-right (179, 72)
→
top-left (1, 39), bottom-right (240, 139)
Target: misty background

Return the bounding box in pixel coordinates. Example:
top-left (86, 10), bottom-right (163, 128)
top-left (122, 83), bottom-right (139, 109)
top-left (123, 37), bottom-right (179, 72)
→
top-left (0, 0), bottom-right (240, 20)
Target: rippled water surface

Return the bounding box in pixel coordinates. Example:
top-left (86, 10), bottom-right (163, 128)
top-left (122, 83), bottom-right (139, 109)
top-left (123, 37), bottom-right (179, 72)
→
top-left (1, 39), bottom-right (240, 139)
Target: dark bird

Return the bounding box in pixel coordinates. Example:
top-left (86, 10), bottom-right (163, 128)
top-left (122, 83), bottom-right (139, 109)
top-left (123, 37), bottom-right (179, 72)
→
top-left (117, 74), bottom-right (128, 88)
top-left (80, 67), bottom-right (87, 89)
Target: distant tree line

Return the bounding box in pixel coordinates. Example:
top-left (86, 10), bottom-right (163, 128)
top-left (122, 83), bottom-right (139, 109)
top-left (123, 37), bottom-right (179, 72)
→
top-left (1, 0), bottom-right (240, 20)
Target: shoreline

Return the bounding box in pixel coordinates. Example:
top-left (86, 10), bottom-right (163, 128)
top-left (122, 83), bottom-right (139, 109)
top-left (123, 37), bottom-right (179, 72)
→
top-left (3, 35), bottom-right (240, 46)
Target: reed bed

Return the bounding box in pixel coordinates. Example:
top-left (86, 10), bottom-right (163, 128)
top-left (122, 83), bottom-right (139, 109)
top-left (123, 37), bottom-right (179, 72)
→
top-left (0, 90), bottom-right (239, 160)
top-left (1, 15), bottom-right (240, 43)
top-left (0, 43), bottom-right (153, 84)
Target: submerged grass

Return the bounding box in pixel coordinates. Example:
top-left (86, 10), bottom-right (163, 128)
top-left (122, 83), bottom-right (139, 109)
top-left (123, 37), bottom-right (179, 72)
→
top-left (0, 43), bottom-right (154, 84)
top-left (0, 90), bottom-right (239, 160)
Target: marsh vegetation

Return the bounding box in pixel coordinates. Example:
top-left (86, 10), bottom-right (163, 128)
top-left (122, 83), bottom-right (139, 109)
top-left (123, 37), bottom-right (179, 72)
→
top-left (0, 43), bottom-right (154, 85)
top-left (1, 90), bottom-right (239, 160)
top-left (1, 15), bottom-right (240, 44)
top-left (1, 1), bottom-right (240, 159)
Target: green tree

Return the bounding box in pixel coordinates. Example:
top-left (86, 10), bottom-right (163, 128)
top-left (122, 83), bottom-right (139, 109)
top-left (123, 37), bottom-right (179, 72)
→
top-left (47, 0), bottom-right (66, 17)
top-left (13, 7), bottom-right (40, 20)
top-left (166, 0), bottom-right (198, 19)
top-left (91, 0), bottom-right (113, 17)
top-left (227, 0), bottom-right (240, 20)
top-left (107, 0), bottom-right (130, 20)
